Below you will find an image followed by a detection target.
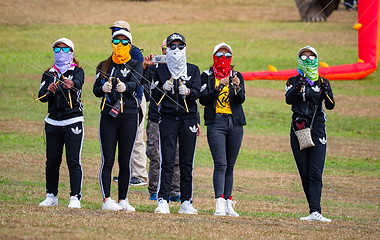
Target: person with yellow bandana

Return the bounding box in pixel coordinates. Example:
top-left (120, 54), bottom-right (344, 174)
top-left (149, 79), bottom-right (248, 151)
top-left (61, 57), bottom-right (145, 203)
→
top-left (93, 30), bottom-right (143, 211)
top-left (199, 43), bottom-right (246, 217)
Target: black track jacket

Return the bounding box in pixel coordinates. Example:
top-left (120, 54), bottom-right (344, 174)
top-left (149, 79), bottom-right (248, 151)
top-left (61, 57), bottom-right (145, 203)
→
top-left (199, 68), bottom-right (246, 126)
top-left (38, 66), bottom-right (84, 121)
top-left (286, 74), bottom-right (335, 127)
top-left (151, 63), bottom-right (201, 120)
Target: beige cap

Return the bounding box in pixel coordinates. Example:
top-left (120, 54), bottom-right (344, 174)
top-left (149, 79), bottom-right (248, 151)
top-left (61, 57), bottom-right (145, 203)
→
top-left (110, 20), bottom-right (131, 32)
top-left (213, 42), bottom-right (232, 55)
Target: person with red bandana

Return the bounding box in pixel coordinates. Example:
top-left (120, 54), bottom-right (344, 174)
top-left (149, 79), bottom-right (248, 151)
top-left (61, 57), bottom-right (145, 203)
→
top-left (199, 42), bottom-right (246, 217)
top-left (93, 30), bottom-right (142, 211)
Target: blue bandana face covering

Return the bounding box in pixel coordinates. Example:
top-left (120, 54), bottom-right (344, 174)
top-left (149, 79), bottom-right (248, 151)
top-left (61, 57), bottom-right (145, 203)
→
top-left (54, 51), bottom-right (73, 74)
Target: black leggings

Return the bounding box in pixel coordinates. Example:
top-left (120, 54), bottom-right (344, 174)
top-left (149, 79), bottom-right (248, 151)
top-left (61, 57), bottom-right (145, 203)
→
top-left (45, 122), bottom-right (84, 199)
top-left (99, 113), bottom-right (138, 200)
top-left (291, 126), bottom-right (327, 214)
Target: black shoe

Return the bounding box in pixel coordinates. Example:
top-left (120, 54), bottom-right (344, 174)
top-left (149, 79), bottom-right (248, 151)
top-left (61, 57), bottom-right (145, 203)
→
top-left (130, 177), bottom-right (147, 186)
top-left (113, 176), bottom-right (119, 182)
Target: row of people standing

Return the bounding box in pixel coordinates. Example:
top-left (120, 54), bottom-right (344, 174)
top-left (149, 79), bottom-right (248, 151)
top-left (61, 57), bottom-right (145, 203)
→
top-left (37, 21), bottom-right (334, 222)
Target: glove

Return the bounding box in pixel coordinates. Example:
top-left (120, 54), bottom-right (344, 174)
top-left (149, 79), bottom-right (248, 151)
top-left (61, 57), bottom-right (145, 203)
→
top-left (178, 84), bottom-right (189, 96)
top-left (62, 79), bottom-right (74, 89)
top-left (116, 82), bottom-right (126, 93)
top-left (163, 80), bottom-right (173, 91)
top-left (320, 81), bottom-right (331, 94)
top-left (102, 81), bottom-right (112, 93)
top-left (295, 77), bottom-right (307, 91)
top-left (47, 83), bottom-right (57, 93)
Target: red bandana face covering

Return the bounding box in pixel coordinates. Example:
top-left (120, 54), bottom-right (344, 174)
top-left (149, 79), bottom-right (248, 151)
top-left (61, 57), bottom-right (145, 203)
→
top-left (212, 55), bottom-right (232, 79)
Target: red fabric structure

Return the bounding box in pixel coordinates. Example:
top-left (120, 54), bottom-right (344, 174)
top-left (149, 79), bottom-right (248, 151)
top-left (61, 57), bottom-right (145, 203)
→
top-left (242, 0), bottom-right (380, 80)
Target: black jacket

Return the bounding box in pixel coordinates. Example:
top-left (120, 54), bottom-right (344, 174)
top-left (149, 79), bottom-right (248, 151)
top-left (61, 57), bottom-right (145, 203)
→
top-left (151, 63), bottom-right (201, 120)
top-left (38, 66), bottom-right (84, 121)
top-left (285, 74), bottom-right (335, 127)
top-left (199, 68), bottom-right (246, 126)
top-left (93, 58), bottom-right (142, 114)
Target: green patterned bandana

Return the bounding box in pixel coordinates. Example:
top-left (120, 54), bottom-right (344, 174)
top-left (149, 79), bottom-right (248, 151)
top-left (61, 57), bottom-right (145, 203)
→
top-left (298, 57), bottom-right (319, 81)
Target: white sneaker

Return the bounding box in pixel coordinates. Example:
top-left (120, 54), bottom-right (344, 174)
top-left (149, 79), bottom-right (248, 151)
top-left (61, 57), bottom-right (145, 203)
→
top-left (300, 211), bottom-right (332, 222)
top-left (39, 193), bottom-right (58, 207)
top-left (214, 198), bottom-right (226, 216)
top-left (68, 196), bottom-right (81, 209)
top-left (155, 199), bottom-right (170, 214)
top-left (102, 198), bottom-right (123, 211)
top-left (178, 200), bottom-right (198, 215)
top-left (226, 199), bottom-right (239, 217)
top-left (119, 199), bottom-right (135, 212)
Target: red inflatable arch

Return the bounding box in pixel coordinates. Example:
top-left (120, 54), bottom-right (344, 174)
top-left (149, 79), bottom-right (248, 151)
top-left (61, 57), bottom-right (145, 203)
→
top-left (242, 0), bottom-right (380, 81)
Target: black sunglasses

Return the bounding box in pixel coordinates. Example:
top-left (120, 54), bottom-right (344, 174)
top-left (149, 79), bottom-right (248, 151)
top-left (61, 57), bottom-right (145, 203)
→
top-left (53, 47), bottom-right (71, 53)
top-left (112, 39), bottom-right (130, 46)
top-left (215, 52), bottom-right (232, 59)
top-left (169, 43), bottom-right (186, 50)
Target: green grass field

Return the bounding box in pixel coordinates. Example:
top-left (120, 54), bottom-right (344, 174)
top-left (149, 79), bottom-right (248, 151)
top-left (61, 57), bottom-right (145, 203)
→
top-left (0, 0), bottom-right (379, 239)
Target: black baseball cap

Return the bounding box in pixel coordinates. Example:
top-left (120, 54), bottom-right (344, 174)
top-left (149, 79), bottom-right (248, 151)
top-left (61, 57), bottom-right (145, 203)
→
top-left (166, 33), bottom-right (186, 46)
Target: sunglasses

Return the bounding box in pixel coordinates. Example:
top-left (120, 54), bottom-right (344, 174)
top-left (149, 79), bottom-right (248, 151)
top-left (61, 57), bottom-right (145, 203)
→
top-left (169, 43), bottom-right (186, 50)
top-left (112, 39), bottom-right (130, 46)
top-left (53, 47), bottom-right (71, 53)
top-left (215, 52), bottom-right (232, 59)
top-left (112, 27), bottom-right (129, 33)
top-left (300, 55), bottom-right (316, 61)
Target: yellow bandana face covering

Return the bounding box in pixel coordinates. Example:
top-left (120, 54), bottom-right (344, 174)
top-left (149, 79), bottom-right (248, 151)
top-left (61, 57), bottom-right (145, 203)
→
top-left (112, 43), bottom-right (131, 64)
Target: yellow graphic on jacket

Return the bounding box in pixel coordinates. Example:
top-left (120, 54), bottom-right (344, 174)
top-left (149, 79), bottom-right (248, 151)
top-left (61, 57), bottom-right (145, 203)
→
top-left (215, 77), bottom-right (232, 114)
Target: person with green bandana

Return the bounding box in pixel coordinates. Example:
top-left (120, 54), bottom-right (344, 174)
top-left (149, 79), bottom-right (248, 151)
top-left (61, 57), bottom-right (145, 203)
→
top-left (285, 46), bottom-right (335, 222)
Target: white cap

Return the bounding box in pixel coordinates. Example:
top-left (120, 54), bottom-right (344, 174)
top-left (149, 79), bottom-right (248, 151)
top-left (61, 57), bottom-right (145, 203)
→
top-left (112, 30), bottom-right (132, 44)
top-left (213, 42), bottom-right (232, 55)
top-left (298, 46), bottom-right (318, 57)
top-left (52, 38), bottom-right (74, 51)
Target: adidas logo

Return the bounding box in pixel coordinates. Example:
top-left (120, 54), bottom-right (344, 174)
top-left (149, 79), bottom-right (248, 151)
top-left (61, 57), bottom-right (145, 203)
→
top-left (121, 68), bottom-right (130, 77)
top-left (189, 125), bottom-right (198, 133)
top-left (71, 127), bottom-right (82, 135)
top-left (312, 85), bottom-right (320, 92)
top-left (319, 137), bottom-right (327, 145)
top-left (67, 75), bottom-right (73, 80)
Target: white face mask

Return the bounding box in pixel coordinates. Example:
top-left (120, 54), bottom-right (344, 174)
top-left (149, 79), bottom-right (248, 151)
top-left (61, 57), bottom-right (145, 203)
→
top-left (166, 47), bottom-right (187, 79)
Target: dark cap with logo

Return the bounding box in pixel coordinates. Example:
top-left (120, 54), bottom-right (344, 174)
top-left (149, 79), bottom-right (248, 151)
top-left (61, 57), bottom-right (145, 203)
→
top-left (166, 33), bottom-right (186, 46)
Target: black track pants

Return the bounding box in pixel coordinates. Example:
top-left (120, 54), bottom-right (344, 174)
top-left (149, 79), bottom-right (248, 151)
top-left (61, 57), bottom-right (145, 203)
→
top-left (99, 113), bottom-right (138, 200)
top-left (291, 126), bottom-right (327, 214)
top-left (158, 117), bottom-right (197, 203)
top-left (45, 122), bottom-right (84, 199)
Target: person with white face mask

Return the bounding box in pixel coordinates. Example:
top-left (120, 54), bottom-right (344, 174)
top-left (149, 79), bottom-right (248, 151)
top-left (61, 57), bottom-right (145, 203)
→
top-left (151, 33), bottom-right (201, 214)
top-left (37, 38), bottom-right (84, 209)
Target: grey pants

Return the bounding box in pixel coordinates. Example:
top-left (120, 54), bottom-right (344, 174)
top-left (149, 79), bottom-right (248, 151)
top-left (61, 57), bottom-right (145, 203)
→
top-left (146, 120), bottom-right (180, 197)
top-left (207, 114), bottom-right (243, 199)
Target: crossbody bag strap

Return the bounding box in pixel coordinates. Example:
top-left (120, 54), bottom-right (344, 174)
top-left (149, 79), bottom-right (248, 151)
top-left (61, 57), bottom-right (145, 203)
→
top-left (310, 77), bottom-right (324, 130)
